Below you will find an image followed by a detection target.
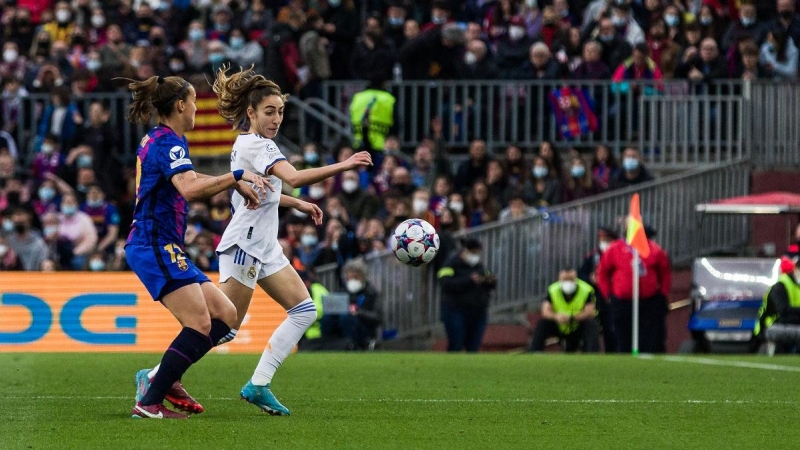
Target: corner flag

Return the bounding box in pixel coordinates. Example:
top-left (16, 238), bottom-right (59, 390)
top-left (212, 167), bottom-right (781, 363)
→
top-left (626, 193), bottom-right (650, 259)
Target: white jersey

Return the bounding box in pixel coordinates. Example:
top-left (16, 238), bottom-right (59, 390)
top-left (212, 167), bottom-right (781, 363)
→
top-left (216, 133), bottom-right (286, 261)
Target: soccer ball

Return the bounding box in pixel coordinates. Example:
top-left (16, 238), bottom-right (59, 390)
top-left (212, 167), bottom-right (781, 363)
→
top-left (390, 218), bottom-right (440, 266)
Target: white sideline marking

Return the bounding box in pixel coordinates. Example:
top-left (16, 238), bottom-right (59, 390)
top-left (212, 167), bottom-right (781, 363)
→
top-left (0, 396), bottom-right (796, 405)
top-left (641, 354), bottom-right (800, 373)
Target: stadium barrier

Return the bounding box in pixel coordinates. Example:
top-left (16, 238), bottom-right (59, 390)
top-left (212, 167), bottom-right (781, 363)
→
top-left (317, 160), bottom-right (751, 340)
top-left (10, 81), bottom-right (800, 170)
top-left (0, 273), bottom-right (286, 353)
top-left (320, 79), bottom-right (800, 169)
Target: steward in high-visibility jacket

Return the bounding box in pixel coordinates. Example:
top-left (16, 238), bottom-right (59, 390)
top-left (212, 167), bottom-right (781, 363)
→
top-left (530, 270), bottom-right (600, 352)
top-left (304, 281), bottom-right (329, 340)
top-left (757, 272), bottom-right (800, 337)
top-left (349, 83), bottom-right (396, 152)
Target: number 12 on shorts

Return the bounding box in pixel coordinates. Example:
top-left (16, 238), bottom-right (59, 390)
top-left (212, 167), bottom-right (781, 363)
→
top-left (163, 243), bottom-right (186, 263)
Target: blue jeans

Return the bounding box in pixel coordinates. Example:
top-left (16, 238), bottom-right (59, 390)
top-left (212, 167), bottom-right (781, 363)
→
top-left (441, 303), bottom-right (487, 352)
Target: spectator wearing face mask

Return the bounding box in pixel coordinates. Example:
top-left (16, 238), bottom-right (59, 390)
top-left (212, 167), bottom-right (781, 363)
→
top-left (40, 211), bottom-right (73, 270)
top-left (297, 224), bottom-right (323, 269)
top-left (609, 3), bottom-right (645, 46)
top-left (583, 16), bottom-right (633, 72)
top-left (562, 156), bottom-right (603, 202)
top-left (226, 27), bottom-right (265, 74)
top-left (43, 1), bottom-right (77, 44)
top-left (80, 184), bottom-right (119, 255)
top-left (57, 191), bottom-right (98, 270)
top-left (495, 16), bottom-right (537, 72)
top-left (578, 226), bottom-right (619, 352)
top-left (320, 257), bottom-right (382, 350)
top-left (763, 0), bottom-right (800, 48)
top-left (722, 3), bottom-right (763, 54)
top-left (530, 269), bottom-right (600, 352)
top-left (5, 207), bottom-right (48, 271)
top-left (31, 134), bottom-right (65, 184)
top-left (530, 155), bottom-right (561, 208)
top-left (437, 237), bottom-right (496, 352)
top-left (610, 147), bottom-right (653, 190)
top-left (458, 38), bottom-right (501, 80)
top-left (411, 188), bottom-right (437, 226)
top-left (182, 20), bottom-right (210, 73)
top-left (337, 170), bottom-right (380, 225)
top-left (422, 0), bottom-right (453, 32)
top-left (33, 179), bottom-right (62, 217)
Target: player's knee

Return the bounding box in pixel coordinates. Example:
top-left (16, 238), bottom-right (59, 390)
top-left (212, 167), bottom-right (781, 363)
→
top-left (188, 316), bottom-right (212, 335)
top-left (218, 300), bottom-right (238, 328)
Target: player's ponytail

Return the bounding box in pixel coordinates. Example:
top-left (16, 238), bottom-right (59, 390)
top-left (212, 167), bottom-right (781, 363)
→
top-left (118, 75), bottom-right (192, 125)
top-left (212, 65), bottom-right (287, 130)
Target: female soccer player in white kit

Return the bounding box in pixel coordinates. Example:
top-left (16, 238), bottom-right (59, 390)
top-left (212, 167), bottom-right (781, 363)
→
top-left (213, 66), bottom-right (372, 415)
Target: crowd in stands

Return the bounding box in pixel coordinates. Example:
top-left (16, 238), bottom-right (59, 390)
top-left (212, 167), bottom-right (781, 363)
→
top-left (0, 0), bottom-right (794, 274)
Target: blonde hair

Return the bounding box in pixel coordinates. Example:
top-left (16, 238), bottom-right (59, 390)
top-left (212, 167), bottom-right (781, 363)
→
top-left (212, 65), bottom-right (287, 130)
top-left (119, 75), bottom-right (191, 125)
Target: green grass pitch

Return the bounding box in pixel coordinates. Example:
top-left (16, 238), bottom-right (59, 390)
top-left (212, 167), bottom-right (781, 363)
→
top-left (2, 352), bottom-right (800, 449)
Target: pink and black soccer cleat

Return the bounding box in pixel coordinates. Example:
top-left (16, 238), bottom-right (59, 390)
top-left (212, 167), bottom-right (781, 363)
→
top-left (131, 402), bottom-right (189, 419)
top-left (164, 380), bottom-right (205, 414)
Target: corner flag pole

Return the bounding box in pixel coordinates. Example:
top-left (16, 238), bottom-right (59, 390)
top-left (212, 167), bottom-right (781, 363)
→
top-left (632, 249), bottom-right (640, 356)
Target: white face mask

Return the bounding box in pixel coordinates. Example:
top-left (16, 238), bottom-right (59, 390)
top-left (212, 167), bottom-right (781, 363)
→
top-left (561, 280), bottom-right (577, 295)
top-left (56, 9), bottom-right (71, 23)
top-left (3, 49), bottom-right (17, 63)
top-left (91, 15), bottom-right (106, 28)
top-left (342, 179), bottom-right (358, 194)
top-left (464, 51), bottom-right (478, 65)
top-left (309, 186), bottom-right (325, 200)
top-left (598, 241), bottom-right (610, 252)
top-left (0, 244), bottom-right (7, 257)
top-left (449, 201), bottom-right (464, 213)
top-left (413, 199), bottom-right (428, 214)
top-left (508, 26), bottom-right (526, 41)
top-left (346, 279), bottom-right (364, 294)
top-left (463, 252), bottom-right (481, 267)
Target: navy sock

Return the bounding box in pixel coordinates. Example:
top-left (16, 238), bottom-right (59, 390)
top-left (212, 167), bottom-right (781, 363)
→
top-left (209, 319), bottom-right (232, 347)
top-left (141, 327), bottom-right (212, 406)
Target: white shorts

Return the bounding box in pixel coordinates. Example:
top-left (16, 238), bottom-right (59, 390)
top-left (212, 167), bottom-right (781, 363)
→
top-left (218, 244), bottom-right (290, 290)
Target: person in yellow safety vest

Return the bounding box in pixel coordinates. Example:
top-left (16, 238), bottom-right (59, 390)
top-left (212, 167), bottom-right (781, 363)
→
top-left (530, 269), bottom-right (600, 352)
top-left (757, 263), bottom-right (800, 353)
top-left (296, 268), bottom-right (329, 343)
top-left (349, 77), bottom-right (396, 156)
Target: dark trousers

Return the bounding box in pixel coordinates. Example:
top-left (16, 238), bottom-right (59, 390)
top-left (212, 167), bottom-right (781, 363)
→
top-left (530, 318), bottom-right (600, 352)
top-left (595, 295), bottom-right (617, 353)
top-left (320, 314), bottom-right (372, 350)
top-left (441, 303), bottom-right (487, 352)
top-left (610, 295), bottom-right (667, 353)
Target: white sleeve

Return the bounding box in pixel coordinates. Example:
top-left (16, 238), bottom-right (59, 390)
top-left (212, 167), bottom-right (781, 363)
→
top-left (251, 139), bottom-right (287, 175)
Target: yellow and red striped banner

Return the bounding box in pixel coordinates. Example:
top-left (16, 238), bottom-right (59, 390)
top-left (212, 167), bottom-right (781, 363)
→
top-left (184, 95), bottom-right (238, 157)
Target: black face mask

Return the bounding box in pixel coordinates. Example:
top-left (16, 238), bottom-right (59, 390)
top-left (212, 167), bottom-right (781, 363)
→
top-left (6, 192), bottom-right (20, 204)
top-left (152, 36), bottom-right (164, 46)
top-left (13, 223), bottom-right (25, 234)
top-left (781, 11), bottom-right (794, 21)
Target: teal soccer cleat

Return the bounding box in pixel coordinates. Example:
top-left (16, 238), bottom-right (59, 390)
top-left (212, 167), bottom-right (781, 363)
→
top-left (240, 381), bottom-right (290, 416)
top-left (134, 369), bottom-right (151, 404)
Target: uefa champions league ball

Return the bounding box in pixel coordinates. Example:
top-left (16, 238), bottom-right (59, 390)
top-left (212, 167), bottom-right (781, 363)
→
top-left (390, 218), bottom-right (440, 266)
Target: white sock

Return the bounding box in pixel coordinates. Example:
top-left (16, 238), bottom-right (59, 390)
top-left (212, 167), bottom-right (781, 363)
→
top-left (148, 364), bottom-right (160, 380)
top-left (251, 299), bottom-right (317, 385)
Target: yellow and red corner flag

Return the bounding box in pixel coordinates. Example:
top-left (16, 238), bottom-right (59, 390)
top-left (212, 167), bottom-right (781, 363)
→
top-left (626, 193), bottom-right (650, 258)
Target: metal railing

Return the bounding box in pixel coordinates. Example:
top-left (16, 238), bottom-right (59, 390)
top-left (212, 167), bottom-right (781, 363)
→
top-left (316, 160), bottom-right (751, 340)
top-left (747, 82), bottom-right (800, 168)
top-left (319, 79), bottom-right (792, 170)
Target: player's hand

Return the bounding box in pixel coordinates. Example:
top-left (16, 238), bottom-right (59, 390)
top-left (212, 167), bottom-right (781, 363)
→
top-left (470, 272), bottom-right (485, 285)
top-left (240, 171), bottom-right (275, 196)
top-left (345, 151), bottom-right (373, 170)
top-left (297, 200), bottom-right (323, 225)
top-left (555, 313), bottom-right (571, 324)
top-left (235, 181), bottom-right (262, 210)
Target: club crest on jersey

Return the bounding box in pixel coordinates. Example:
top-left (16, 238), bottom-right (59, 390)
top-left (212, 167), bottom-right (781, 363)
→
top-left (169, 146), bottom-right (186, 160)
top-left (247, 266), bottom-right (257, 279)
top-left (177, 258), bottom-right (189, 271)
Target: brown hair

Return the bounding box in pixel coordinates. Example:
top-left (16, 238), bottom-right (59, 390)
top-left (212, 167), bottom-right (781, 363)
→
top-left (119, 75), bottom-right (191, 125)
top-left (212, 65), bottom-right (287, 131)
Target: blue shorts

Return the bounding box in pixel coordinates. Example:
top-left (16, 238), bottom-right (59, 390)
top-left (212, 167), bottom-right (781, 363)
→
top-left (126, 243), bottom-right (210, 301)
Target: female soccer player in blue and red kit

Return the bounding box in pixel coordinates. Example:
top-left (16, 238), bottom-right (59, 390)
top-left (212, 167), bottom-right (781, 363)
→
top-left (123, 75), bottom-right (269, 419)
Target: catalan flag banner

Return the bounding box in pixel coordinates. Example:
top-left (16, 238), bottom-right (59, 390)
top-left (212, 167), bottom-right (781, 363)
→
top-left (184, 94), bottom-right (238, 157)
top-left (626, 193), bottom-right (650, 259)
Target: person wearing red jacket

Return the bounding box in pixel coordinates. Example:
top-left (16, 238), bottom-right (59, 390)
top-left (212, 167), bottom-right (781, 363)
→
top-left (596, 227), bottom-right (671, 353)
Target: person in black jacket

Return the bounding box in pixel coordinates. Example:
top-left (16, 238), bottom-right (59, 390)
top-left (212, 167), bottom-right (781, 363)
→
top-left (437, 237), bottom-right (496, 352)
top-left (320, 257), bottom-right (381, 350)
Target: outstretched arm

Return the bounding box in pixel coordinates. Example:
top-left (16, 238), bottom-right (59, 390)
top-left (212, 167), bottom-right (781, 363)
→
top-left (172, 170), bottom-right (269, 207)
top-left (271, 152), bottom-right (372, 188)
top-left (280, 194), bottom-right (323, 225)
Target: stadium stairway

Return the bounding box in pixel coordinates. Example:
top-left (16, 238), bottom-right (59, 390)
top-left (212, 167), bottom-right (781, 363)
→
top-left (429, 268), bottom-right (692, 353)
